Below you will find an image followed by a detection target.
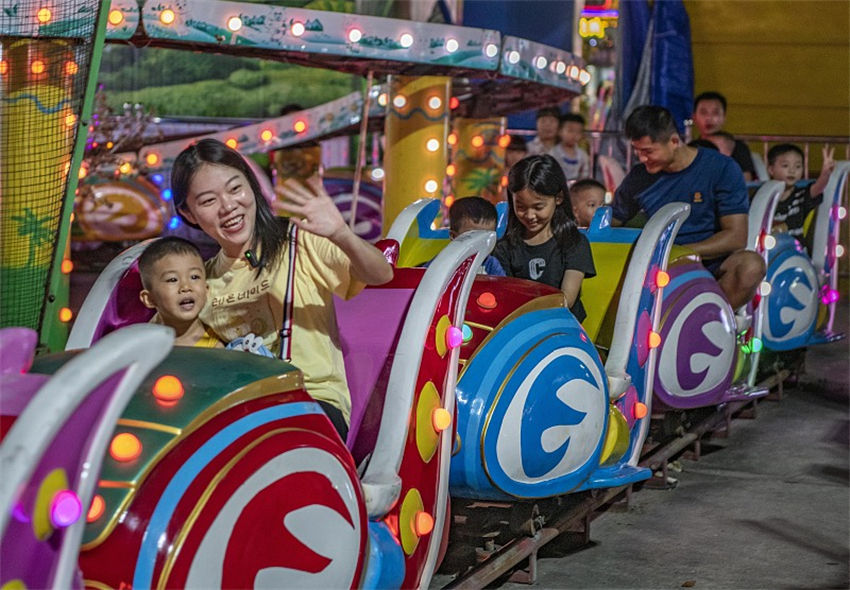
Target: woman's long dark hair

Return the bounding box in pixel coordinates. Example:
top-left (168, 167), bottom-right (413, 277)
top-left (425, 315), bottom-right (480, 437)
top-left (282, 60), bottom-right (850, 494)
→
top-left (504, 154), bottom-right (580, 251)
top-left (171, 138), bottom-right (288, 274)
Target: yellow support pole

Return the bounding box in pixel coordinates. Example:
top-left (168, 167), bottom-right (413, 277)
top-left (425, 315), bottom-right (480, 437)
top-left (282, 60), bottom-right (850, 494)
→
top-left (382, 75), bottom-right (451, 233)
top-left (449, 117), bottom-right (507, 206)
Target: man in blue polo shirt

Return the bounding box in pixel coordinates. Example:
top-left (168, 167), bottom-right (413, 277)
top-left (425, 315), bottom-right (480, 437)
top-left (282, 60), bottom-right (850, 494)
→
top-left (611, 105), bottom-right (765, 310)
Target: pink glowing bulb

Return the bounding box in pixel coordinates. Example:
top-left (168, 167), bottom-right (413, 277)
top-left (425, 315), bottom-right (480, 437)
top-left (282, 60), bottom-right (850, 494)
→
top-left (446, 326), bottom-right (463, 349)
top-left (50, 490), bottom-right (82, 528)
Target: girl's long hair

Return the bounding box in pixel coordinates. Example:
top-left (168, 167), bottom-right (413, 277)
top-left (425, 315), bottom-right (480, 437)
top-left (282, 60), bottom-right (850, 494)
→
top-left (504, 154), bottom-right (580, 251)
top-left (171, 138), bottom-right (288, 274)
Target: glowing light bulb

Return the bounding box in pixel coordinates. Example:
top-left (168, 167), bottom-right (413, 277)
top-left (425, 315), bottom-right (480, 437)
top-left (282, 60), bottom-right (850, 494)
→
top-left (568, 65), bottom-right (580, 79)
top-left (449, 96), bottom-right (460, 110)
top-left (507, 50), bottom-right (520, 64)
top-left (59, 308), bottom-right (73, 322)
top-left (392, 94), bottom-right (407, 108)
top-left (225, 138), bottom-right (238, 149)
top-left (65, 61), bottom-right (79, 75)
top-left (0, 60), bottom-right (7, 75)
top-left (108, 9), bottom-right (124, 25)
top-left (226, 16), bottom-right (242, 32)
top-left (145, 152), bottom-right (160, 166)
top-left (648, 331), bottom-right (661, 349)
top-left (751, 337), bottom-right (763, 353)
top-left (87, 494), bottom-right (105, 522)
top-left (260, 128), bottom-right (274, 142)
top-left (400, 33), bottom-right (413, 47)
top-left (555, 60), bottom-right (566, 74)
top-left (446, 326), bottom-right (463, 349)
top-left (461, 323), bottom-right (472, 342)
top-left (61, 259), bottom-right (73, 274)
top-left (153, 375), bottom-right (184, 405)
top-left (498, 135), bottom-right (511, 148)
top-left (31, 60), bottom-right (45, 75)
top-left (37, 7), bottom-right (51, 23)
top-left (759, 281), bottom-right (772, 296)
top-left (119, 162), bottom-right (132, 175)
top-left (377, 93), bottom-right (388, 107)
top-left (291, 21), bottom-right (305, 36)
top-left (444, 195), bottom-right (455, 207)
top-left (424, 179), bottom-right (438, 193)
top-left (634, 402), bottom-right (648, 419)
top-left (414, 510), bottom-right (434, 536)
top-left (446, 164), bottom-right (456, 177)
top-left (159, 9), bottom-right (176, 25)
top-left (655, 269), bottom-right (670, 288)
top-left (106, 141), bottom-right (113, 149)
top-left (579, 69), bottom-right (591, 85)
top-left (427, 96), bottom-right (442, 109)
top-left (447, 132), bottom-right (458, 146)
top-left (763, 234), bottom-right (776, 250)
top-left (370, 167), bottom-right (384, 181)
top-left (426, 138), bottom-right (440, 152)
top-left (49, 490), bottom-right (81, 528)
top-left (535, 56), bottom-right (548, 69)
top-left (445, 38), bottom-right (459, 53)
top-left (838, 206), bottom-right (847, 220)
top-left (477, 292), bottom-right (497, 309)
top-left (485, 43), bottom-right (498, 58)
top-left (836, 244), bottom-right (845, 257)
top-left (348, 28), bottom-right (362, 43)
top-left (432, 408), bottom-right (452, 432)
top-left (500, 175), bottom-right (508, 188)
top-left (110, 433), bottom-right (142, 462)
top-left (168, 216), bottom-right (180, 230)
top-left (293, 119), bottom-right (307, 133)
top-left (78, 167), bottom-right (87, 180)
top-left (161, 188), bottom-right (172, 201)
top-left (471, 135), bottom-right (484, 148)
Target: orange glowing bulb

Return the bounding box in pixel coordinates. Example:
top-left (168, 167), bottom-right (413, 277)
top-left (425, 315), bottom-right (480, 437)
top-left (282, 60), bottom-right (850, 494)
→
top-left (498, 134), bottom-right (511, 148)
top-left (65, 61), bottom-right (78, 75)
top-left (87, 494), bottom-right (105, 522)
top-left (31, 60), bottom-right (45, 74)
top-left (145, 153), bottom-right (160, 166)
top-left (444, 195), bottom-right (455, 207)
top-left (449, 96), bottom-right (460, 109)
top-left (225, 138), bottom-right (238, 149)
top-left (119, 162), bottom-right (132, 175)
top-left (648, 331), bottom-right (661, 349)
top-left (153, 375), bottom-right (184, 404)
top-left (471, 135), bottom-right (484, 148)
top-left (61, 259), bottom-right (73, 274)
top-left (78, 167), bottom-right (87, 180)
top-left (37, 7), bottom-right (51, 23)
top-left (500, 175), bottom-right (508, 188)
top-left (106, 141), bottom-right (114, 149)
top-left (446, 164), bottom-right (456, 177)
top-left (159, 9), bottom-right (176, 25)
top-left (110, 433), bottom-right (142, 462)
top-left (293, 119), bottom-right (307, 133)
top-left (432, 408), bottom-right (452, 432)
top-left (108, 9), bottom-right (124, 25)
top-left (633, 402), bottom-right (648, 420)
top-left (477, 292), bottom-right (497, 310)
top-left (413, 511), bottom-right (434, 536)
top-left (59, 308), bottom-right (73, 322)
top-left (0, 60), bottom-right (7, 75)
top-left (655, 270), bottom-right (670, 288)
top-left (447, 133), bottom-right (458, 146)
top-left (260, 129), bottom-right (274, 142)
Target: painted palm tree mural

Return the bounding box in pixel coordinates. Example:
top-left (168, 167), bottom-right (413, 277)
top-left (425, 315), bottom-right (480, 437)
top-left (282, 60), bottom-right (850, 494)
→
top-left (451, 118), bottom-right (507, 204)
top-left (11, 209), bottom-right (54, 267)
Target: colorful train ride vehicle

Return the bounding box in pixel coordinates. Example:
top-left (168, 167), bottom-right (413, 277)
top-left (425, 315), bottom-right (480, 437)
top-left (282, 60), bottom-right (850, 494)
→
top-left (762, 161), bottom-right (849, 351)
top-left (4, 232), bottom-right (494, 589)
top-left (387, 200), bottom-right (690, 498)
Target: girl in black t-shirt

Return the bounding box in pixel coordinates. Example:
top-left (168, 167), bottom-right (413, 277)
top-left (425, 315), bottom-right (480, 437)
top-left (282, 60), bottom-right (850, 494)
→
top-left (493, 154), bottom-right (596, 322)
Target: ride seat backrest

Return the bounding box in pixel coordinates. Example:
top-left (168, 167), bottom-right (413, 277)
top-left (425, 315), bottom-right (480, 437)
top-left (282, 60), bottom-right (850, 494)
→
top-left (91, 260), bottom-right (154, 343)
top-left (335, 288), bottom-right (416, 462)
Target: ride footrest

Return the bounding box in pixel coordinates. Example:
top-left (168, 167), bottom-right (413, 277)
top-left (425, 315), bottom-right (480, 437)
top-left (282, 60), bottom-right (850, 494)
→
top-left (808, 330), bottom-right (846, 345)
top-left (723, 382), bottom-right (769, 401)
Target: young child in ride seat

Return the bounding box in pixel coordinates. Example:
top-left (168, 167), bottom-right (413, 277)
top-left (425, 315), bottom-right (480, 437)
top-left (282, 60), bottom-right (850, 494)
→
top-left (768, 144), bottom-right (835, 241)
top-left (494, 154), bottom-right (596, 323)
top-left (138, 237), bottom-right (223, 348)
top-left (551, 113), bottom-right (590, 181)
top-left (569, 178), bottom-right (607, 228)
top-left (448, 196), bottom-right (506, 276)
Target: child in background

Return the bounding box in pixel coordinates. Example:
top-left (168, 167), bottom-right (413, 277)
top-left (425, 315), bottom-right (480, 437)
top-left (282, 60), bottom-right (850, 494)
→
top-left (527, 107), bottom-right (561, 155)
top-left (448, 197), bottom-right (506, 276)
top-left (494, 154), bottom-right (596, 322)
top-left (570, 178), bottom-right (606, 227)
top-left (551, 113), bottom-right (590, 180)
top-left (138, 237), bottom-right (223, 348)
top-left (768, 144), bottom-right (835, 240)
